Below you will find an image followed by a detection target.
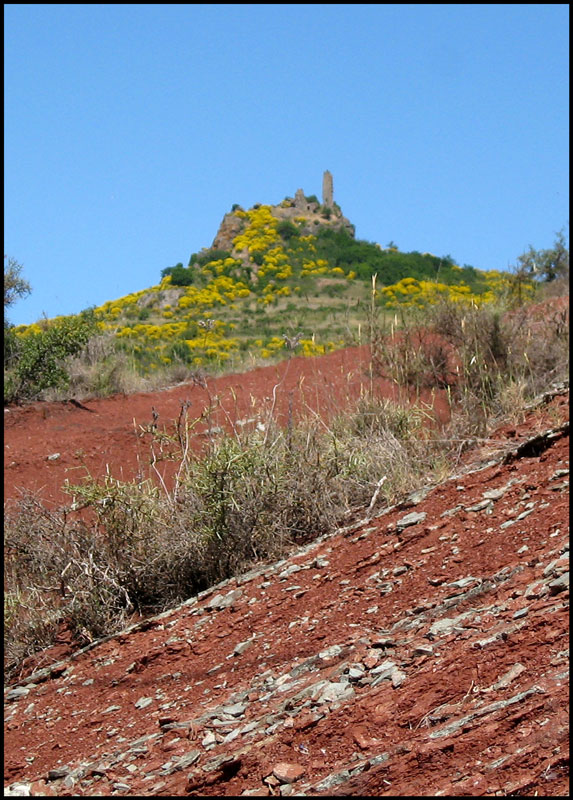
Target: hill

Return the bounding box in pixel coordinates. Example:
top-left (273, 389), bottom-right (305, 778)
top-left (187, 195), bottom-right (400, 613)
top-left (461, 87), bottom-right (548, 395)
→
top-left (96, 173), bottom-right (510, 375)
top-left (16, 177), bottom-right (511, 370)
top-left (7, 172), bottom-right (537, 406)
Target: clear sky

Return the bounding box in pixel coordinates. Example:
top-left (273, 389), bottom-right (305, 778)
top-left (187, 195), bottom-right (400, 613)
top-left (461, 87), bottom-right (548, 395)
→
top-left (4, 3), bottom-right (569, 326)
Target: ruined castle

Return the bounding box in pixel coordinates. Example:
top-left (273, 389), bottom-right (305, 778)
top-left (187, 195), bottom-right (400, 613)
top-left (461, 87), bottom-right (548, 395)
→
top-left (211, 171), bottom-right (354, 252)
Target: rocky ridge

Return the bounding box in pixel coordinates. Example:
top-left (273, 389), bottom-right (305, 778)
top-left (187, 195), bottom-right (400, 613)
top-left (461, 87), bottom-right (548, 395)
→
top-left (211, 180), bottom-right (354, 254)
top-left (4, 385), bottom-right (569, 797)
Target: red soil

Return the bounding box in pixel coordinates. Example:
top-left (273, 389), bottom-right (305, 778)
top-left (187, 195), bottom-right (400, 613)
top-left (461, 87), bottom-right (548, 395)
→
top-left (4, 345), bottom-right (450, 509)
top-left (3, 340), bottom-right (570, 797)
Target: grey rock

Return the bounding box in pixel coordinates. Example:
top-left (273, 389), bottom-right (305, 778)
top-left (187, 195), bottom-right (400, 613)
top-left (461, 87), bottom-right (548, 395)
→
top-left (4, 783), bottom-right (31, 796)
top-left (278, 564), bottom-right (303, 580)
top-left (401, 486), bottom-right (431, 508)
top-left (396, 511), bottom-right (427, 530)
top-left (316, 681), bottom-right (355, 704)
top-left (429, 685), bottom-right (544, 739)
top-left (441, 505), bottom-right (463, 518)
top-left (391, 669), bottom-right (407, 687)
top-left (413, 644), bottom-right (434, 656)
top-left (447, 576), bottom-right (480, 590)
top-left (206, 588), bottom-right (243, 610)
top-left (466, 499), bottom-right (493, 512)
top-left (172, 750), bottom-right (201, 771)
top-left (370, 658), bottom-right (397, 677)
top-left (347, 667), bottom-right (365, 681)
top-left (548, 572), bottom-right (569, 594)
top-left (47, 766), bottom-right (71, 781)
top-left (481, 487), bottom-right (507, 500)
top-left (221, 702), bottom-right (248, 717)
top-left (6, 686), bottom-right (30, 702)
top-left (233, 638), bottom-right (254, 656)
top-left (318, 644), bottom-right (344, 660)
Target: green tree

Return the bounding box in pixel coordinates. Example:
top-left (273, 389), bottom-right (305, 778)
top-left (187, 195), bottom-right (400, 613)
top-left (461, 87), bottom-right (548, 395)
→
top-left (4, 256), bottom-right (31, 310)
top-left (516, 228), bottom-right (569, 283)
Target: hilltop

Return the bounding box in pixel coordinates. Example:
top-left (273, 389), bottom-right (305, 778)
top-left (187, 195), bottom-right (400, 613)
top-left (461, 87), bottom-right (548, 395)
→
top-left (6, 172), bottom-right (535, 406)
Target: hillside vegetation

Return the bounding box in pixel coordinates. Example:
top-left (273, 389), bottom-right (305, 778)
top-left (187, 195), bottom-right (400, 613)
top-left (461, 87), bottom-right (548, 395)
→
top-left (4, 194), bottom-right (547, 404)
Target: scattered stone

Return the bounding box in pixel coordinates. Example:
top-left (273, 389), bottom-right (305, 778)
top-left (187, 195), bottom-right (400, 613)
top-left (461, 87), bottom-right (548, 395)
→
top-left (548, 572), bottom-right (569, 594)
top-left (222, 702), bottom-right (248, 717)
top-left (441, 505), bottom-right (463, 518)
top-left (6, 687), bottom-right (30, 702)
top-left (47, 766), bottom-right (71, 781)
top-left (233, 638), bottom-right (254, 656)
top-left (317, 681), bottom-right (355, 704)
top-left (400, 486), bottom-right (431, 507)
top-left (447, 576), bottom-right (479, 589)
top-left (396, 511), bottom-right (427, 530)
top-left (278, 564), bottom-right (302, 580)
top-left (466, 499), bottom-right (493, 512)
top-left (492, 662), bottom-right (526, 690)
top-left (391, 669), bottom-right (407, 688)
top-left (413, 644), bottom-right (434, 656)
top-left (211, 589), bottom-right (243, 610)
top-left (312, 769), bottom-right (352, 792)
top-left (347, 666), bottom-right (365, 681)
top-left (172, 749), bottom-right (201, 771)
top-left (318, 644), bottom-right (344, 660)
top-left (272, 762), bottom-right (306, 784)
top-left (135, 696), bottom-right (153, 709)
top-left (4, 784), bottom-right (31, 797)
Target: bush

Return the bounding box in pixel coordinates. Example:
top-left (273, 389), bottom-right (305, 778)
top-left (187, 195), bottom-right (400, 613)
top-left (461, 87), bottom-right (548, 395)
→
top-left (164, 265), bottom-right (195, 286)
top-left (277, 220), bottom-right (300, 241)
top-left (4, 310), bottom-right (99, 404)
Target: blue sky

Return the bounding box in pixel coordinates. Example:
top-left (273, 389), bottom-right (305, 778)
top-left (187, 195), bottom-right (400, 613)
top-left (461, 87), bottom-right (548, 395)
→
top-left (4, 3), bottom-right (569, 326)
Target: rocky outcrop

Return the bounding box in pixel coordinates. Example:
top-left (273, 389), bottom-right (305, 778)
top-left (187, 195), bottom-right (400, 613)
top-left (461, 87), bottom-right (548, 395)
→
top-left (210, 172), bottom-right (355, 253)
top-left (210, 211), bottom-right (245, 253)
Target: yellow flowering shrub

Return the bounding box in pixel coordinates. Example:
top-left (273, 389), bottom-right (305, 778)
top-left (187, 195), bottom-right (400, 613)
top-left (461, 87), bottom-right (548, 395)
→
top-left (380, 278), bottom-right (494, 309)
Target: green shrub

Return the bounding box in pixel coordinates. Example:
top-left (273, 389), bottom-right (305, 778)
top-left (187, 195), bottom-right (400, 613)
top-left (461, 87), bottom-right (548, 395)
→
top-left (277, 220), bottom-right (300, 241)
top-left (4, 310), bottom-right (99, 404)
top-left (165, 265), bottom-right (195, 287)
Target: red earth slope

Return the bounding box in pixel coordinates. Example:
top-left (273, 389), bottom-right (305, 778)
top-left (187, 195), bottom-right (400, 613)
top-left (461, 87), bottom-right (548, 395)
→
top-left (4, 345), bottom-right (450, 508)
top-left (4, 377), bottom-right (569, 796)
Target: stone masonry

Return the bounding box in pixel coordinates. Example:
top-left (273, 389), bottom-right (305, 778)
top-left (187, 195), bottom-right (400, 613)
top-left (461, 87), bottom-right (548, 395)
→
top-left (322, 169), bottom-right (333, 207)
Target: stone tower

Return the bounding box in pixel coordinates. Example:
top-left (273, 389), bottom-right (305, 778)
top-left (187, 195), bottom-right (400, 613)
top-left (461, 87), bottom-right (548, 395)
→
top-left (322, 170), bottom-right (333, 207)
